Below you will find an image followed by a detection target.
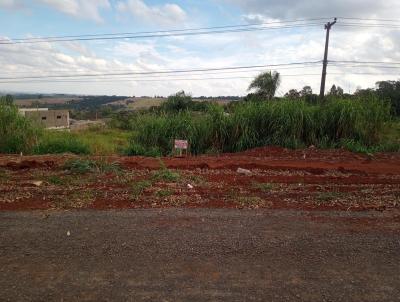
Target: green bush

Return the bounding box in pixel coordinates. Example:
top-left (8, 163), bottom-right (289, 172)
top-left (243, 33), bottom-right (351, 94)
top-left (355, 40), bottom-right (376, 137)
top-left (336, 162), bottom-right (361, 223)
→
top-left (34, 131), bottom-right (90, 155)
top-left (0, 102), bottom-right (42, 154)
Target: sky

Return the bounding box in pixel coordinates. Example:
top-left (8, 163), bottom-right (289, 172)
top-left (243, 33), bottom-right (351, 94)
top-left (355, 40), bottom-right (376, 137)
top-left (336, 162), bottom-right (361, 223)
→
top-left (0, 0), bottom-right (399, 97)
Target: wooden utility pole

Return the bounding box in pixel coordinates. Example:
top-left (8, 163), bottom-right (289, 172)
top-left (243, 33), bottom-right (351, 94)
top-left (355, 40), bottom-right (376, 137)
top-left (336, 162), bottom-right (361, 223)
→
top-left (319, 18), bottom-right (337, 98)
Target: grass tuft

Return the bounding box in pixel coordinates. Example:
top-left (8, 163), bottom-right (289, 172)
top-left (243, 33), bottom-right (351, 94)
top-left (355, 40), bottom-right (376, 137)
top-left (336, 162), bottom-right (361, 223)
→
top-left (152, 160), bottom-right (180, 182)
top-left (155, 189), bottom-right (174, 198)
top-left (252, 182), bottom-right (275, 192)
top-left (131, 180), bottom-right (152, 200)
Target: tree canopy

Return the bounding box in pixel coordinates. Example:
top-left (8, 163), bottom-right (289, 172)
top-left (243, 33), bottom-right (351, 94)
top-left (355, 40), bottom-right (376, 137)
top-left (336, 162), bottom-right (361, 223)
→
top-left (248, 71), bottom-right (281, 100)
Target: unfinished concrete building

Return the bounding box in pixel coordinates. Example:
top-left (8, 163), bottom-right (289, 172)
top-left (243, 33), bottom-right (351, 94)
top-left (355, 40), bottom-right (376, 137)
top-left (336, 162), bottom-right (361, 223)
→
top-left (19, 108), bottom-right (70, 129)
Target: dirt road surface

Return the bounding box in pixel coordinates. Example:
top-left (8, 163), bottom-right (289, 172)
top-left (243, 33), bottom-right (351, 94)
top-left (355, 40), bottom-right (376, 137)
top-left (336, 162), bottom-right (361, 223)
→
top-left (1, 209), bottom-right (399, 301)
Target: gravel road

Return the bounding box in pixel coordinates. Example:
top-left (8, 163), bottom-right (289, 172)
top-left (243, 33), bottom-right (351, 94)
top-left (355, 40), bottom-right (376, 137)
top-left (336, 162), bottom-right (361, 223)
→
top-left (1, 209), bottom-right (399, 301)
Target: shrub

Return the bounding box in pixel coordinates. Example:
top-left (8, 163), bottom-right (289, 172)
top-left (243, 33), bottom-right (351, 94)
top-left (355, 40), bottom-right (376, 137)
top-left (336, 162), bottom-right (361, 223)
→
top-left (160, 91), bottom-right (192, 112)
top-left (0, 102), bottom-right (42, 154)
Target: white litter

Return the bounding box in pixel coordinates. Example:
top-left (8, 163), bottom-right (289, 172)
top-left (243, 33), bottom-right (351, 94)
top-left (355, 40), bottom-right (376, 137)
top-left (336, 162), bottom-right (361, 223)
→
top-left (67, 231), bottom-right (70, 236)
top-left (30, 180), bottom-right (43, 187)
top-left (237, 168), bottom-right (252, 176)
top-left (187, 184), bottom-right (194, 189)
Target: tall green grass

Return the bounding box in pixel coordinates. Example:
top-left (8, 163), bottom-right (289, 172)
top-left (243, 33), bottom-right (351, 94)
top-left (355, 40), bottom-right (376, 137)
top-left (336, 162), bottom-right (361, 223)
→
top-left (33, 131), bottom-right (90, 155)
top-left (125, 97), bottom-right (393, 155)
top-left (0, 103), bottom-right (42, 153)
top-left (33, 127), bottom-right (131, 155)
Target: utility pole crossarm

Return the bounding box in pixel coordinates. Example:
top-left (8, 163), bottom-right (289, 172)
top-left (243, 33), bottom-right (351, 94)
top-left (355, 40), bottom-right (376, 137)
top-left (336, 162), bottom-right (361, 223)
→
top-left (320, 17), bottom-right (337, 98)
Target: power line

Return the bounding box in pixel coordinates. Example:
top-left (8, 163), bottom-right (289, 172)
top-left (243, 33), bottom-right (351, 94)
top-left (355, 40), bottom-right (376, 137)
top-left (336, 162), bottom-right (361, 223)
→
top-left (1, 64), bottom-right (327, 77)
top-left (3, 61), bottom-right (400, 77)
top-left (336, 17), bottom-right (400, 23)
top-left (0, 18), bottom-right (330, 43)
top-left (337, 23), bottom-right (400, 29)
top-left (0, 72), bottom-right (398, 85)
top-left (330, 60), bottom-right (400, 65)
top-left (2, 18), bottom-right (400, 46)
top-left (0, 23), bottom-right (327, 45)
top-left (0, 60), bottom-right (397, 81)
top-left (0, 61), bottom-right (322, 80)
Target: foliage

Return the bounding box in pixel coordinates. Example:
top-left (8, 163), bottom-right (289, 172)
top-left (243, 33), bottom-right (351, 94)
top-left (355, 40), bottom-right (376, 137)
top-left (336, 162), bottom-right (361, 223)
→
top-left (328, 84), bottom-right (344, 97)
top-left (160, 90), bottom-right (192, 112)
top-left (152, 160), bottom-right (181, 182)
top-left (158, 91), bottom-right (211, 113)
top-left (124, 97), bottom-right (392, 156)
top-left (252, 182), bottom-right (275, 192)
top-left (0, 95), bottom-right (14, 106)
top-left (124, 141), bottom-right (162, 157)
top-left (155, 189), bottom-right (174, 198)
top-left (63, 159), bottom-right (98, 174)
top-left (376, 80), bottom-right (400, 116)
top-left (46, 175), bottom-right (64, 185)
top-left (75, 126), bottom-right (130, 155)
top-left (248, 71), bottom-right (281, 100)
top-left (131, 180), bottom-right (152, 200)
top-left (62, 158), bottom-right (121, 174)
top-left (300, 86), bottom-right (313, 97)
top-left (285, 89), bottom-right (301, 99)
top-left (34, 131), bottom-right (90, 155)
top-left (354, 80), bottom-right (400, 116)
top-left (94, 159), bottom-right (122, 173)
top-left (0, 101), bottom-right (42, 154)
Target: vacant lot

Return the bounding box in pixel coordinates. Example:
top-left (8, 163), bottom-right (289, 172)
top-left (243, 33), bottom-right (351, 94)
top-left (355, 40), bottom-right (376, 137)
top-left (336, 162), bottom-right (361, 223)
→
top-left (0, 147), bottom-right (399, 211)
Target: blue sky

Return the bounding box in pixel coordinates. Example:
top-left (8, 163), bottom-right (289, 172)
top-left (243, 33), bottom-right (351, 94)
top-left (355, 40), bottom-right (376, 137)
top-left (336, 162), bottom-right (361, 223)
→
top-left (0, 0), bottom-right (399, 96)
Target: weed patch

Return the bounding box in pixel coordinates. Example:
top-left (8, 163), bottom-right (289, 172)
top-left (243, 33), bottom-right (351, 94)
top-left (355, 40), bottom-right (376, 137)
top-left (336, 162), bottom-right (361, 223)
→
top-left (63, 159), bottom-right (97, 174)
top-left (46, 175), bottom-right (64, 185)
top-left (63, 158), bottom-right (122, 174)
top-left (152, 160), bottom-right (180, 182)
top-left (252, 182), bottom-right (275, 192)
top-left (155, 189), bottom-right (174, 198)
top-left (131, 180), bottom-right (152, 200)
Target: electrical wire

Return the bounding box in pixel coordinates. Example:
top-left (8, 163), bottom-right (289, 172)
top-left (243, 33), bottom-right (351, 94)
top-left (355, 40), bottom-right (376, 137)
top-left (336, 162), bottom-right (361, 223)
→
top-left (0, 18), bottom-right (330, 43)
top-left (0, 23), bottom-right (327, 45)
top-left (0, 61), bottom-right (322, 80)
top-left (0, 72), bottom-right (398, 85)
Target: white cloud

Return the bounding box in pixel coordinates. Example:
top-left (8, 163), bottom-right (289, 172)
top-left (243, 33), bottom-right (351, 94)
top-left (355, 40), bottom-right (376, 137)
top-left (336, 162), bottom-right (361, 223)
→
top-left (0, 0), bottom-right (24, 9)
top-left (223, 0), bottom-right (400, 20)
top-left (38, 0), bottom-right (110, 22)
top-left (241, 14), bottom-right (280, 24)
top-left (1, 0), bottom-right (400, 96)
top-left (116, 0), bottom-right (186, 26)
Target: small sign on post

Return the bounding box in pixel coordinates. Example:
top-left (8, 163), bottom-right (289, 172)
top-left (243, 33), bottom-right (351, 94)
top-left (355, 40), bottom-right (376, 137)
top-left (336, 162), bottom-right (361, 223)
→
top-left (173, 139), bottom-right (189, 157)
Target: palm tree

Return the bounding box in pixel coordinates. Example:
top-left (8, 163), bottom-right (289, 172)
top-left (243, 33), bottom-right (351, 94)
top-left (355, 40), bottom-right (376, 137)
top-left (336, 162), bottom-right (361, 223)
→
top-left (248, 71), bottom-right (281, 100)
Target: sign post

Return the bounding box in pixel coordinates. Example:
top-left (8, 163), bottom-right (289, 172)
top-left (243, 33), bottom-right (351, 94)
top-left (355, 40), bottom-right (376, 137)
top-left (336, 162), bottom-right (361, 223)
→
top-left (173, 139), bottom-right (189, 157)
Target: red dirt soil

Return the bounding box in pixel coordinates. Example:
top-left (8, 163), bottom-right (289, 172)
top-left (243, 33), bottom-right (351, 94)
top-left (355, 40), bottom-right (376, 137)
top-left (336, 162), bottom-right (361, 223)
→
top-left (0, 147), bottom-right (399, 211)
